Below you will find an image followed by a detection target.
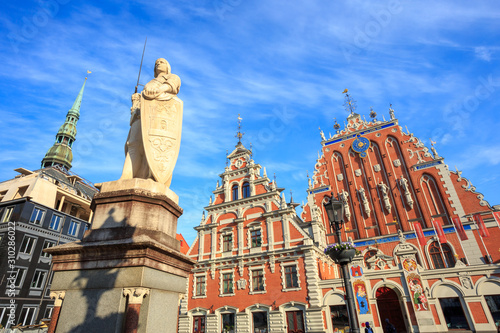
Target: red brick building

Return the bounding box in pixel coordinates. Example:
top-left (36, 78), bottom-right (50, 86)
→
top-left (301, 102), bottom-right (500, 333)
top-left (179, 101), bottom-right (500, 333)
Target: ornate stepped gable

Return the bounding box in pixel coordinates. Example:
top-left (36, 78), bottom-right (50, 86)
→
top-left (181, 141), bottom-right (329, 333)
top-left (301, 107), bottom-right (493, 242)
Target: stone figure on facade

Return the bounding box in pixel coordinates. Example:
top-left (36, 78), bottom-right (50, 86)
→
top-left (319, 127), bottom-right (326, 141)
top-left (121, 58), bottom-right (183, 187)
top-left (378, 181), bottom-right (392, 213)
top-left (358, 186), bottom-right (371, 217)
top-left (399, 176), bottom-right (414, 209)
top-left (339, 189), bottom-right (351, 221)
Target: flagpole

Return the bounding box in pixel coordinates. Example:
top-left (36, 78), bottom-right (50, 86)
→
top-left (411, 222), bottom-right (429, 269)
top-left (431, 219), bottom-right (449, 268)
top-left (451, 218), bottom-right (470, 265)
top-left (474, 216), bottom-right (492, 264)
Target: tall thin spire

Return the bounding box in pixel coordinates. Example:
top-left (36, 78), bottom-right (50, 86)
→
top-left (41, 74), bottom-right (89, 171)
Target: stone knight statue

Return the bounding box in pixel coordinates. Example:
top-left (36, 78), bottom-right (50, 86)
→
top-left (378, 181), bottom-right (392, 213)
top-left (121, 58), bottom-right (183, 187)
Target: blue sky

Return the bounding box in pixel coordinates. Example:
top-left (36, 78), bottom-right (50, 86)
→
top-left (1, 1), bottom-right (499, 244)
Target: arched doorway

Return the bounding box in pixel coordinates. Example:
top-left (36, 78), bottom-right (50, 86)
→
top-left (376, 287), bottom-right (407, 333)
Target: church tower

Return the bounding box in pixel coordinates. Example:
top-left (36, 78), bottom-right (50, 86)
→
top-left (41, 76), bottom-right (87, 170)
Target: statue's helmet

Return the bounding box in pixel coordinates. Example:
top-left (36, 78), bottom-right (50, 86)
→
top-left (154, 58), bottom-right (171, 77)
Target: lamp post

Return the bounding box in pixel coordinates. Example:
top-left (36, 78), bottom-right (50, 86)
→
top-left (323, 193), bottom-right (360, 333)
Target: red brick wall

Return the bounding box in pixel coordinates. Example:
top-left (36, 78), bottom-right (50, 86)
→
top-left (430, 304), bottom-right (441, 325)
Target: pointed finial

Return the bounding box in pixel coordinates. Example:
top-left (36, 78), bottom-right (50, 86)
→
top-left (249, 142), bottom-right (253, 156)
top-left (343, 89), bottom-right (356, 114)
top-left (209, 196), bottom-right (213, 205)
top-left (235, 114), bottom-right (244, 143)
top-left (274, 173), bottom-right (277, 186)
top-left (201, 211), bottom-right (206, 222)
top-left (405, 125), bottom-right (410, 135)
top-left (263, 167), bottom-right (267, 177)
top-left (290, 190), bottom-right (294, 203)
top-left (226, 149), bottom-right (229, 167)
top-left (217, 180), bottom-right (220, 187)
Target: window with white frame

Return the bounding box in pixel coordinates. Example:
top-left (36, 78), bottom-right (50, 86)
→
top-left (18, 306), bottom-right (37, 326)
top-left (280, 262), bottom-right (301, 291)
top-left (41, 240), bottom-right (56, 258)
top-left (49, 214), bottom-right (63, 231)
top-left (193, 273), bottom-right (207, 298)
top-left (19, 235), bottom-right (37, 255)
top-left (220, 270), bottom-right (235, 296)
top-left (68, 220), bottom-right (80, 236)
top-left (29, 207), bottom-right (45, 225)
top-left (0, 305), bottom-right (14, 328)
top-left (31, 270), bottom-right (47, 289)
top-left (249, 266), bottom-right (266, 294)
top-left (247, 223), bottom-right (263, 249)
top-left (13, 267), bottom-right (28, 288)
top-left (1, 206), bottom-right (14, 223)
top-left (43, 306), bottom-right (54, 319)
top-left (219, 228), bottom-right (234, 253)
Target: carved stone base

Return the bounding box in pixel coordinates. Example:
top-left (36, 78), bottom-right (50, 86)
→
top-left (46, 179), bottom-right (195, 333)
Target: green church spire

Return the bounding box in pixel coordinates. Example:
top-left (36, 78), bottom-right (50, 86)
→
top-left (41, 75), bottom-right (89, 171)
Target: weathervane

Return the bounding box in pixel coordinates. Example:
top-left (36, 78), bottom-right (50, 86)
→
top-left (235, 114), bottom-right (245, 143)
top-left (342, 89), bottom-right (356, 115)
top-left (369, 106), bottom-right (377, 121)
top-left (333, 118), bottom-right (340, 134)
top-left (85, 70), bottom-right (91, 80)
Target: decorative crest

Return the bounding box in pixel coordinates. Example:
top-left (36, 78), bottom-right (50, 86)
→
top-left (235, 114), bottom-right (245, 143)
top-left (342, 89), bottom-right (356, 114)
top-left (369, 106), bottom-right (377, 120)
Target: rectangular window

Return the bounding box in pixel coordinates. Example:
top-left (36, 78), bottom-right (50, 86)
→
top-left (251, 230), bottom-right (262, 248)
top-left (252, 312), bottom-right (268, 333)
top-left (284, 266), bottom-right (299, 288)
top-left (49, 214), bottom-right (62, 231)
top-left (19, 235), bottom-right (37, 255)
top-left (286, 311), bottom-right (304, 332)
top-left (19, 306), bottom-right (37, 326)
top-left (68, 220), bottom-right (79, 236)
top-left (221, 313), bottom-right (235, 333)
top-left (439, 297), bottom-right (470, 330)
top-left (31, 270), bottom-right (47, 289)
top-left (1, 305), bottom-right (14, 328)
top-left (14, 267), bottom-right (27, 288)
top-left (223, 235), bottom-right (232, 252)
top-left (330, 305), bottom-right (349, 331)
top-left (193, 315), bottom-right (205, 333)
top-left (29, 207), bottom-right (45, 225)
top-left (1, 206), bottom-right (14, 222)
top-left (195, 276), bottom-right (205, 296)
top-left (41, 240), bottom-right (56, 258)
top-left (223, 273), bottom-right (233, 294)
top-left (485, 295), bottom-right (500, 324)
top-left (43, 306), bottom-right (54, 319)
top-left (252, 269), bottom-right (264, 291)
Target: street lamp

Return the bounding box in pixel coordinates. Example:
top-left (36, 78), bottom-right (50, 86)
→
top-left (323, 193), bottom-right (360, 333)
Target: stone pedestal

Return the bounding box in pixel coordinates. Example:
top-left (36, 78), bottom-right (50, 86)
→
top-left (46, 179), bottom-right (195, 333)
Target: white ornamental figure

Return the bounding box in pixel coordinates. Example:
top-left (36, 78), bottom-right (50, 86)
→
top-left (121, 58), bottom-right (183, 187)
top-left (339, 189), bottom-right (351, 221)
top-left (378, 181), bottom-right (392, 213)
top-left (358, 186), bottom-right (371, 217)
top-left (399, 176), bottom-right (414, 209)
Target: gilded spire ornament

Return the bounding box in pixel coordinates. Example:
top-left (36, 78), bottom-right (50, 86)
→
top-left (235, 114), bottom-right (245, 143)
top-left (342, 89), bottom-right (356, 115)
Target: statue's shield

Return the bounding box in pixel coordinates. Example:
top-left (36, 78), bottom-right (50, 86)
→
top-left (141, 96), bottom-right (183, 186)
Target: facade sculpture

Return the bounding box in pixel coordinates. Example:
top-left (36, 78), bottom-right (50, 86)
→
top-left (121, 58), bottom-right (183, 187)
top-left (358, 186), bottom-right (371, 217)
top-left (378, 181), bottom-right (392, 213)
top-left (399, 176), bottom-right (414, 209)
top-left (339, 189), bottom-right (351, 220)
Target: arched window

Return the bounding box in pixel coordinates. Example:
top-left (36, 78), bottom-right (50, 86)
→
top-left (242, 182), bottom-right (250, 198)
top-left (429, 241), bottom-right (455, 268)
top-left (232, 184), bottom-right (238, 201)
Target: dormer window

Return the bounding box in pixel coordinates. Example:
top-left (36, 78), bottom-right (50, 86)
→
top-left (242, 182), bottom-right (250, 198)
top-left (232, 184), bottom-right (238, 201)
